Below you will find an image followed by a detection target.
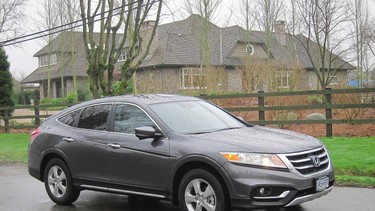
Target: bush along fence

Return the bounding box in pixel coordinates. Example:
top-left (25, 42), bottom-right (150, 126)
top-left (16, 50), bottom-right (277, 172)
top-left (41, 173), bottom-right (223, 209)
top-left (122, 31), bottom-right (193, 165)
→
top-left (201, 88), bottom-right (375, 137)
top-left (1, 88), bottom-right (374, 136)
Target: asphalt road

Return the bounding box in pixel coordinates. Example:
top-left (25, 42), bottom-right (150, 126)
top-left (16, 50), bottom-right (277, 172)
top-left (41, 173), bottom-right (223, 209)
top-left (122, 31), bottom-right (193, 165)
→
top-left (1, 163), bottom-right (374, 211)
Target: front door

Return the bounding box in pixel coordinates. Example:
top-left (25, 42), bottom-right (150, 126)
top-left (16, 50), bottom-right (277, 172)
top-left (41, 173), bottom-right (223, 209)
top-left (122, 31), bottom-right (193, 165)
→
top-left (106, 104), bottom-right (170, 194)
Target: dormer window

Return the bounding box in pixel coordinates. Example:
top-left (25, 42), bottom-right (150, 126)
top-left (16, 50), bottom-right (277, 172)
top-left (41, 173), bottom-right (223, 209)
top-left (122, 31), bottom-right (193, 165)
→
top-left (39, 54), bottom-right (57, 67)
top-left (246, 44), bottom-right (254, 55)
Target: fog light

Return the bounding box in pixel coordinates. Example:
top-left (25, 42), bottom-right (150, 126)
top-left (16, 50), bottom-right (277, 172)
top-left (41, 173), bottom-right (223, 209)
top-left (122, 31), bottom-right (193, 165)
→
top-left (257, 187), bottom-right (272, 196)
top-left (252, 186), bottom-right (291, 200)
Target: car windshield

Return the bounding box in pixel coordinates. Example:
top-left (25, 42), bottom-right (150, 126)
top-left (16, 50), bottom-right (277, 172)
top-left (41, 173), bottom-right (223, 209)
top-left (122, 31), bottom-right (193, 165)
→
top-left (150, 101), bottom-right (245, 134)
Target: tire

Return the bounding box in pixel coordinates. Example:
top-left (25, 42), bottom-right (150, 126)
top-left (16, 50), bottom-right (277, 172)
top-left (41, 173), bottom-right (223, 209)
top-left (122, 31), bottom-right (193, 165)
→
top-left (44, 158), bottom-right (80, 205)
top-left (178, 169), bottom-right (228, 211)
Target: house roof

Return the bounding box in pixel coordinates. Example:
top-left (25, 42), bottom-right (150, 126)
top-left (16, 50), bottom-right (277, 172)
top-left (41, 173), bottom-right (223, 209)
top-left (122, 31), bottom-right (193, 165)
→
top-left (22, 31), bottom-right (124, 83)
top-left (141, 14), bottom-right (354, 70)
top-left (22, 14), bottom-right (354, 84)
top-left (289, 34), bottom-right (354, 70)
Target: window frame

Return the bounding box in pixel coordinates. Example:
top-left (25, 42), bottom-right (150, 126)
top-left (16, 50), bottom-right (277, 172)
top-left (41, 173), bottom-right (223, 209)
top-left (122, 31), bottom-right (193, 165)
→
top-left (329, 75), bottom-right (339, 86)
top-left (77, 103), bottom-right (112, 131)
top-left (118, 48), bottom-right (127, 62)
top-left (57, 103), bottom-right (113, 131)
top-left (245, 44), bottom-right (255, 56)
top-left (275, 71), bottom-right (292, 89)
top-left (109, 102), bottom-right (166, 137)
top-left (180, 67), bottom-right (207, 90)
top-left (39, 53), bottom-right (57, 67)
top-left (56, 108), bottom-right (83, 127)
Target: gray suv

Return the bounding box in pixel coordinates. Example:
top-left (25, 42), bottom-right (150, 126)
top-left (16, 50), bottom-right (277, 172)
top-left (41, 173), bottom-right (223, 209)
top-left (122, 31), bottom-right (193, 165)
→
top-left (28, 94), bottom-right (334, 210)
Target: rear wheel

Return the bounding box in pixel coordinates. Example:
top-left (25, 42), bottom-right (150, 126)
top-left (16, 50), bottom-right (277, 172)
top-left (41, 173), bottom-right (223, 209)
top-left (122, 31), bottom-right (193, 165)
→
top-left (178, 169), bottom-right (228, 211)
top-left (44, 158), bottom-right (80, 205)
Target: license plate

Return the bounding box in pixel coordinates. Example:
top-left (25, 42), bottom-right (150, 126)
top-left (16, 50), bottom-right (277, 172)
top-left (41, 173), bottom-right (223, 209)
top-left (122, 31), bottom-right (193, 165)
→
top-left (315, 176), bottom-right (329, 192)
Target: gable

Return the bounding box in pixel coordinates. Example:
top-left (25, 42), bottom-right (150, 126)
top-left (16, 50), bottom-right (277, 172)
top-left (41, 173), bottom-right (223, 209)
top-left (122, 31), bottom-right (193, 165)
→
top-left (227, 42), bottom-right (268, 60)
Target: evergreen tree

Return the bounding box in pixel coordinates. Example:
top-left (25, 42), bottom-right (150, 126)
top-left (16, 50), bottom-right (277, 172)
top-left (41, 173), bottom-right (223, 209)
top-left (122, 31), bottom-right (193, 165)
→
top-left (0, 46), bottom-right (14, 116)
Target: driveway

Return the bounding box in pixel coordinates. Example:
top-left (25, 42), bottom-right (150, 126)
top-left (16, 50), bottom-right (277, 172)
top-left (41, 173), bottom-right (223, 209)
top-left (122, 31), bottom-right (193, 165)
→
top-left (1, 163), bottom-right (374, 211)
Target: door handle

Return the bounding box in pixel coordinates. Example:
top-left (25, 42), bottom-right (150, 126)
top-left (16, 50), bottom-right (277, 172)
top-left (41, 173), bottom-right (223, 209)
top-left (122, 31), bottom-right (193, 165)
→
top-left (62, 137), bottom-right (74, 143)
top-left (108, 143), bottom-right (121, 149)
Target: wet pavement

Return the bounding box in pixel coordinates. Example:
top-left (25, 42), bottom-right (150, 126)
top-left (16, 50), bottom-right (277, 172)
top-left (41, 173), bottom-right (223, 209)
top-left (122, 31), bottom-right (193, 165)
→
top-left (1, 162), bottom-right (374, 211)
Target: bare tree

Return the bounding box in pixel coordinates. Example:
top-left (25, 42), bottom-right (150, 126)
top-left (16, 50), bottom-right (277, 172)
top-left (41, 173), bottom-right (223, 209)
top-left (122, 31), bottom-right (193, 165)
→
top-left (350, 0), bottom-right (374, 86)
top-left (0, 0), bottom-right (28, 40)
top-left (182, 0), bottom-right (222, 93)
top-left (36, 0), bottom-right (61, 98)
top-left (80, 0), bottom-right (163, 98)
top-left (63, 0), bottom-right (80, 98)
top-left (293, 0), bottom-right (352, 90)
top-left (253, 0), bottom-right (284, 62)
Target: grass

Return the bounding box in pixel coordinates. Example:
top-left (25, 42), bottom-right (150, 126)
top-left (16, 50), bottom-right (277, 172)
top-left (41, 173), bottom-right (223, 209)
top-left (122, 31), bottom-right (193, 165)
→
top-left (0, 133), bottom-right (29, 162)
top-left (0, 133), bottom-right (374, 187)
top-left (321, 137), bottom-right (375, 187)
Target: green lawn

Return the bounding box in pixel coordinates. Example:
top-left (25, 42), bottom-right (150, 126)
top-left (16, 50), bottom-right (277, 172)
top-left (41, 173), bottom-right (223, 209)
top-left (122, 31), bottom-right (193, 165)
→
top-left (0, 133), bottom-right (374, 187)
top-left (321, 137), bottom-right (375, 187)
top-left (0, 133), bottom-right (29, 162)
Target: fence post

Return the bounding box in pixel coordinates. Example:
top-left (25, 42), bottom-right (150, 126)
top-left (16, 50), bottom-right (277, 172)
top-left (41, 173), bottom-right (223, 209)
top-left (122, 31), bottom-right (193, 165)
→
top-left (325, 88), bottom-right (333, 137)
top-left (258, 91), bottom-right (265, 126)
top-left (4, 109), bottom-right (9, 133)
top-left (34, 99), bottom-right (40, 127)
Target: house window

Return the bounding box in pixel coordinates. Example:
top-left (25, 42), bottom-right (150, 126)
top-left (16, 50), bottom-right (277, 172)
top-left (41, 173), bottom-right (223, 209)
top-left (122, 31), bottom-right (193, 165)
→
top-left (246, 44), bottom-right (254, 55)
top-left (329, 75), bottom-right (339, 86)
top-left (118, 48), bottom-right (126, 62)
top-left (39, 54), bottom-right (57, 67)
top-left (180, 68), bottom-right (206, 89)
top-left (275, 71), bottom-right (291, 88)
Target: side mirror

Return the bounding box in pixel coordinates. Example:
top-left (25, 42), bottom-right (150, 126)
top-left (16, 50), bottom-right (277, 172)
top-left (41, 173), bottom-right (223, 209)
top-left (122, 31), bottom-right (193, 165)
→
top-left (135, 126), bottom-right (164, 140)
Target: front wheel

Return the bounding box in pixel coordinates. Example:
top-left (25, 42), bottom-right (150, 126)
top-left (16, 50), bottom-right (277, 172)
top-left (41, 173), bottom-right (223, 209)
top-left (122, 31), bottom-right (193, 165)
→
top-left (44, 158), bottom-right (80, 205)
top-left (178, 169), bottom-right (228, 211)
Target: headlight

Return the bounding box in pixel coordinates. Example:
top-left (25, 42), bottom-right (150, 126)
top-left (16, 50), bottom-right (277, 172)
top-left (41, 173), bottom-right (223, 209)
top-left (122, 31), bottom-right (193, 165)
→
top-left (220, 152), bottom-right (287, 169)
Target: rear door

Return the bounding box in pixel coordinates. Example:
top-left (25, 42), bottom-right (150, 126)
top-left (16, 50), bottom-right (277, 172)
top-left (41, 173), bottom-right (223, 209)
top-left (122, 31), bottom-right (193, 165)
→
top-left (106, 103), bottom-right (170, 194)
top-left (59, 104), bottom-right (111, 183)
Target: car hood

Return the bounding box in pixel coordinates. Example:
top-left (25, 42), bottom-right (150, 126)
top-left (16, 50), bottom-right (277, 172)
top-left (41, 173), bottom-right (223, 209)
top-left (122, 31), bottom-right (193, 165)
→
top-left (193, 126), bottom-right (323, 154)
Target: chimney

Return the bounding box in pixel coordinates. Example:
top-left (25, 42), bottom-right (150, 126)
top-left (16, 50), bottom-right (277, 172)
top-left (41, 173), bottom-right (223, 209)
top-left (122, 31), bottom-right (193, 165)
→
top-left (274, 21), bottom-right (286, 46)
top-left (139, 20), bottom-right (158, 53)
top-left (141, 20), bottom-right (156, 29)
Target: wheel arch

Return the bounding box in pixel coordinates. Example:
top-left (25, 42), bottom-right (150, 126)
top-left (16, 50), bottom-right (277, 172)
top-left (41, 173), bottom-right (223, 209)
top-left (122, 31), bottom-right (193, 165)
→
top-left (40, 149), bottom-right (71, 182)
top-left (170, 155), bottom-right (233, 206)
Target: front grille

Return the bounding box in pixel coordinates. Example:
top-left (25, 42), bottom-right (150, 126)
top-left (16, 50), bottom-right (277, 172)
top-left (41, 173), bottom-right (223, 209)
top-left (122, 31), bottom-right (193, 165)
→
top-left (286, 147), bottom-right (330, 176)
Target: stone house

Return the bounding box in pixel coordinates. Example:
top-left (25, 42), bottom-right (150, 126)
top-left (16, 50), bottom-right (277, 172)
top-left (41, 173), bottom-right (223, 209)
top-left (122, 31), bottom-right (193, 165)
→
top-left (22, 15), bottom-right (354, 98)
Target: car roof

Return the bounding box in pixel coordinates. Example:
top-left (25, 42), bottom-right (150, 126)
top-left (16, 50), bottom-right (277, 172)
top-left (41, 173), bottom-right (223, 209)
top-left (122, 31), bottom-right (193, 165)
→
top-left (102, 94), bottom-right (201, 104)
top-left (52, 94), bottom-right (202, 120)
top-left (64, 94), bottom-right (202, 111)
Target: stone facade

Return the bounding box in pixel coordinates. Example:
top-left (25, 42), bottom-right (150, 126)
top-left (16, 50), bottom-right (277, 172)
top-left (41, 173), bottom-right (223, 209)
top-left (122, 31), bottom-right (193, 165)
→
top-left (135, 67), bottom-right (244, 94)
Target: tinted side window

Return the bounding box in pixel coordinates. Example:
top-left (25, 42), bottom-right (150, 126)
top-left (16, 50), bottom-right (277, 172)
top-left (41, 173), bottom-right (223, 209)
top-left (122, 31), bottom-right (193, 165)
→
top-left (58, 109), bottom-right (82, 126)
top-left (114, 104), bottom-right (154, 134)
top-left (78, 104), bottom-right (111, 130)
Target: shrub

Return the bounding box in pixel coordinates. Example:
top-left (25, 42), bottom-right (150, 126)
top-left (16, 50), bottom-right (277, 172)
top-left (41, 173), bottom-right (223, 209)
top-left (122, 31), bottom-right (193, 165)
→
top-left (77, 89), bottom-right (93, 101)
top-left (308, 95), bottom-right (325, 105)
top-left (65, 92), bottom-right (78, 103)
top-left (333, 91), bottom-right (368, 121)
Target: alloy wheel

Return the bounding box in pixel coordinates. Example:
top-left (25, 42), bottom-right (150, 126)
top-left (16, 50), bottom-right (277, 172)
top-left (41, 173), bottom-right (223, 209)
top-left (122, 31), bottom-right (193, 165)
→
top-left (47, 166), bottom-right (67, 198)
top-left (184, 178), bottom-right (217, 211)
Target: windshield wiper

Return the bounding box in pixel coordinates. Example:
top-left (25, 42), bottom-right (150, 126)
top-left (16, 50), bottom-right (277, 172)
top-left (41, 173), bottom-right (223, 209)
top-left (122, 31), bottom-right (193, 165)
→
top-left (186, 127), bottom-right (241, 135)
top-left (213, 127), bottom-right (242, 132)
top-left (185, 131), bottom-right (212, 135)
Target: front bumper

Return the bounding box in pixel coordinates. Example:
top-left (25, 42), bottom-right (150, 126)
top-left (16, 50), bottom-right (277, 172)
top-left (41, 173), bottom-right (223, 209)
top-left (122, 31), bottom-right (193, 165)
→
top-left (223, 161), bottom-right (335, 209)
top-left (285, 186), bottom-right (333, 207)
